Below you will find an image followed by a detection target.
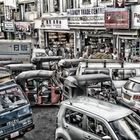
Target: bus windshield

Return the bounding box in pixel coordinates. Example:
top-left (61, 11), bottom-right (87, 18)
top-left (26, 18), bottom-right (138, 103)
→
top-left (0, 86), bottom-right (28, 112)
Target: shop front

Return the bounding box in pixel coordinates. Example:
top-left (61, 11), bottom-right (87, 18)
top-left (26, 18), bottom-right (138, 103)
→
top-left (36, 17), bottom-right (75, 57)
top-left (67, 6), bottom-right (113, 55)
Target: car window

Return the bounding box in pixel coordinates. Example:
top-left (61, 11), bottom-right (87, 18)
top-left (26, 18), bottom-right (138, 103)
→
top-left (124, 80), bottom-right (140, 92)
top-left (112, 69), bottom-right (136, 81)
top-left (86, 116), bottom-right (113, 139)
top-left (65, 108), bottom-right (84, 129)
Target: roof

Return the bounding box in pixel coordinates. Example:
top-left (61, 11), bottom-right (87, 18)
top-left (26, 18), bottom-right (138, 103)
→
top-left (64, 74), bottom-right (111, 86)
top-left (5, 63), bottom-right (36, 70)
top-left (63, 96), bottom-right (132, 122)
top-left (129, 76), bottom-right (140, 83)
top-left (16, 70), bottom-right (54, 81)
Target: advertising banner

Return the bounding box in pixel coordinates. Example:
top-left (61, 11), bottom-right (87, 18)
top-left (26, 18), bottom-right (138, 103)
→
top-left (131, 5), bottom-right (140, 29)
top-left (67, 7), bottom-right (105, 27)
top-left (105, 9), bottom-right (129, 29)
top-left (3, 21), bottom-right (15, 32)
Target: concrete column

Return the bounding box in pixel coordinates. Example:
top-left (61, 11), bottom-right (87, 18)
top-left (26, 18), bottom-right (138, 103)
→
top-left (74, 30), bottom-right (82, 57)
top-left (60, 0), bottom-right (63, 13)
top-left (38, 29), bottom-right (44, 49)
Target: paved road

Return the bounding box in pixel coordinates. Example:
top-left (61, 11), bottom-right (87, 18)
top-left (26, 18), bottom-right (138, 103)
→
top-left (15, 106), bottom-right (59, 140)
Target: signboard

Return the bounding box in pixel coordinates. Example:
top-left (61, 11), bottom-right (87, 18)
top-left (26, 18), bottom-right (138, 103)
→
top-left (105, 9), bottom-right (129, 29)
top-left (98, 0), bottom-right (114, 7)
top-left (15, 22), bottom-right (32, 32)
top-left (67, 7), bottom-right (105, 27)
top-left (3, 21), bottom-right (15, 32)
top-left (131, 5), bottom-right (140, 29)
top-left (40, 19), bottom-right (69, 30)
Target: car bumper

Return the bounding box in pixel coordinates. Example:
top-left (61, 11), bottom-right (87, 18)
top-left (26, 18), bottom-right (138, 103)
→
top-left (0, 123), bottom-right (35, 139)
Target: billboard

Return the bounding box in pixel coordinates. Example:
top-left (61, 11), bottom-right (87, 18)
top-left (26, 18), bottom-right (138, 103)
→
top-left (105, 10), bottom-right (129, 29)
top-left (131, 5), bottom-right (140, 29)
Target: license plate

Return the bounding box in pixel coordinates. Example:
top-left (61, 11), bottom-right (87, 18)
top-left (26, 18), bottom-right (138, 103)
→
top-left (124, 93), bottom-right (131, 100)
top-left (10, 131), bottom-right (19, 138)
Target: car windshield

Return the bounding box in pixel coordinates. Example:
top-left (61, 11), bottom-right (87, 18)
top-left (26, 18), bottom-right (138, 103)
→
top-left (110, 113), bottom-right (140, 140)
top-left (36, 52), bottom-right (46, 57)
top-left (0, 86), bottom-right (28, 112)
top-left (124, 80), bottom-right (140, 92)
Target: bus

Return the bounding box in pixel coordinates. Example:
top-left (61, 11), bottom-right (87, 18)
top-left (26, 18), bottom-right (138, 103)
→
top-left (0, 40), bottom-right (31, 63)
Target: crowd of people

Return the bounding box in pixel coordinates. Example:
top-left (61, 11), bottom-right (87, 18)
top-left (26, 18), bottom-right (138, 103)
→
top-left (44, 43), bottom-right (140, 62)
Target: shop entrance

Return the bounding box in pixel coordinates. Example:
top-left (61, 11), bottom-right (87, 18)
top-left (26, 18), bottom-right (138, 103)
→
top-left (45, 32), bottom-right (74, 58)
top-left (119, 38), bottom-right (140, 62)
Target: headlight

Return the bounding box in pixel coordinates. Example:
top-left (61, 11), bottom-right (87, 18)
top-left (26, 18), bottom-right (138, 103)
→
top-left (18, 106), bottom-right (31, 117)
top-left (0, 130), bottom-right (3, 135)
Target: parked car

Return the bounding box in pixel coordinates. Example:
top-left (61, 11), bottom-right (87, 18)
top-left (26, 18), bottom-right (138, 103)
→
top-left (118, 76), bottom-right (140, 115)
top-left (55, 96), bottom-right (140, 140)
top-left (15, 70), bottom-right (62, 106)
top-left (63, 73), bottom-right (118, 103)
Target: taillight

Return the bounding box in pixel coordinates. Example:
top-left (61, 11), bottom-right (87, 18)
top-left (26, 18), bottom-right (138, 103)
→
top-left (133, 95), bottom-right (140, 101)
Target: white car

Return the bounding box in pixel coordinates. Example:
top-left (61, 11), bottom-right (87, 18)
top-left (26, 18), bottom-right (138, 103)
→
top-left (119, 76), bottom-right (140, 114)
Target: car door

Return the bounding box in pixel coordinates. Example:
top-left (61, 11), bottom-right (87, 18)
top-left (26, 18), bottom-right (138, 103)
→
top-left (64, 108), bottom-right (85, 140)
top-left (83, 115), bottom-right (113, 140)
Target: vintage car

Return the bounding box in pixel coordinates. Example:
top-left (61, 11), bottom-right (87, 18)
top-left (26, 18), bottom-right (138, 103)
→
top-left (63, 73), bottom-right (118, 103)
top-left (56, 96), bottom-right (140, 140)
top-left (5, 63), bottom-right (36, 78)
top-left (15, 70), bottom-right (62, 106)
top-left (31, 56), bottom-right (62, 70)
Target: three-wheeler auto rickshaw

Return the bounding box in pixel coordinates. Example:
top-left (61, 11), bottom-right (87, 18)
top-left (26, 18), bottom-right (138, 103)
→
top-left (5, 63), bottom-right (36, 78)
top-left (31, 56), bottom-right (62, 70)
top-left (15, 70), bottom-right (62, 106)
top-left (63, 73), bottom-right (118, 103)
top-left (57, 58), bottom-right (84, 84)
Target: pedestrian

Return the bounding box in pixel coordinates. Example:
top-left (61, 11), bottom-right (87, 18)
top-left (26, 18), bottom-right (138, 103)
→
top-left (48, 47), bottom-right (54, 56)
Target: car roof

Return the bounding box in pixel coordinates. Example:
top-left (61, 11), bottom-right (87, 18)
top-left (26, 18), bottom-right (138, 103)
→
top-left (64, 74), bottom-right (111, 86)
top-left (129, 76), bottom-right (140, 83)
top-left (63, 96), bottom-right (132, 122)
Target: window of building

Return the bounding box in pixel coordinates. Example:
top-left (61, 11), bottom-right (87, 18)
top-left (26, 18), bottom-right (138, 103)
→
top-left (14, 45), bottom-right (19, 51)
top-left (54, 0), bottom-right (60, 12)
top-left (43, 0), bottom-right (48, 13)
top-left (25, 2), bottom-right (36, 12)
top-left (82, 0), bottom-right (91, 4)
top-left (65, 108), bottom-right (84, 128)
top-left (21, 45), bottom-right (27, 51)
top-left (63, 0), bottom-right (74, 12)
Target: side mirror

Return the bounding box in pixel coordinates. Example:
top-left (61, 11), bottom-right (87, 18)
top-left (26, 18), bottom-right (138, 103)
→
top-left (102, 135), bottom-right (112, 140)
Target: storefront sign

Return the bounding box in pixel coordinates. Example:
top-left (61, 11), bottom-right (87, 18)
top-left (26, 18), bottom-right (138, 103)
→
top-left (41, 19), bottom-right (69, 30)
top-left (105, 9), bottom-right (129, 29)
top-left (67, 7), bottom-right (105, 27)
top-left (15, 22), bottom-right (32, 32)
top-left (3, 21), bottom-right (15, 32)
top-left (131, 5), bottom-right (140, 29)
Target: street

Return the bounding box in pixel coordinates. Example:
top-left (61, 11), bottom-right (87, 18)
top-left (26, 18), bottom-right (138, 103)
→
top-left (15, 106), bottom-right (59, 140)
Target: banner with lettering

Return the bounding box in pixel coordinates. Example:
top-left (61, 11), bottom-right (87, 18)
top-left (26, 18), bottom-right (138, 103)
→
top-left (67, 7), bottom-right (105, 27)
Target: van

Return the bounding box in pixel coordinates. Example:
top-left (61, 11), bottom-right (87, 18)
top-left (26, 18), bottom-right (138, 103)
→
top-left (76, 59), bottom-right (140, 95)
top-left (55, 96), bottom-right (140, 140)
top-left (31, 48), bottom-right (47, 62)
top-left (0, 68), bottom-right (34, 139)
